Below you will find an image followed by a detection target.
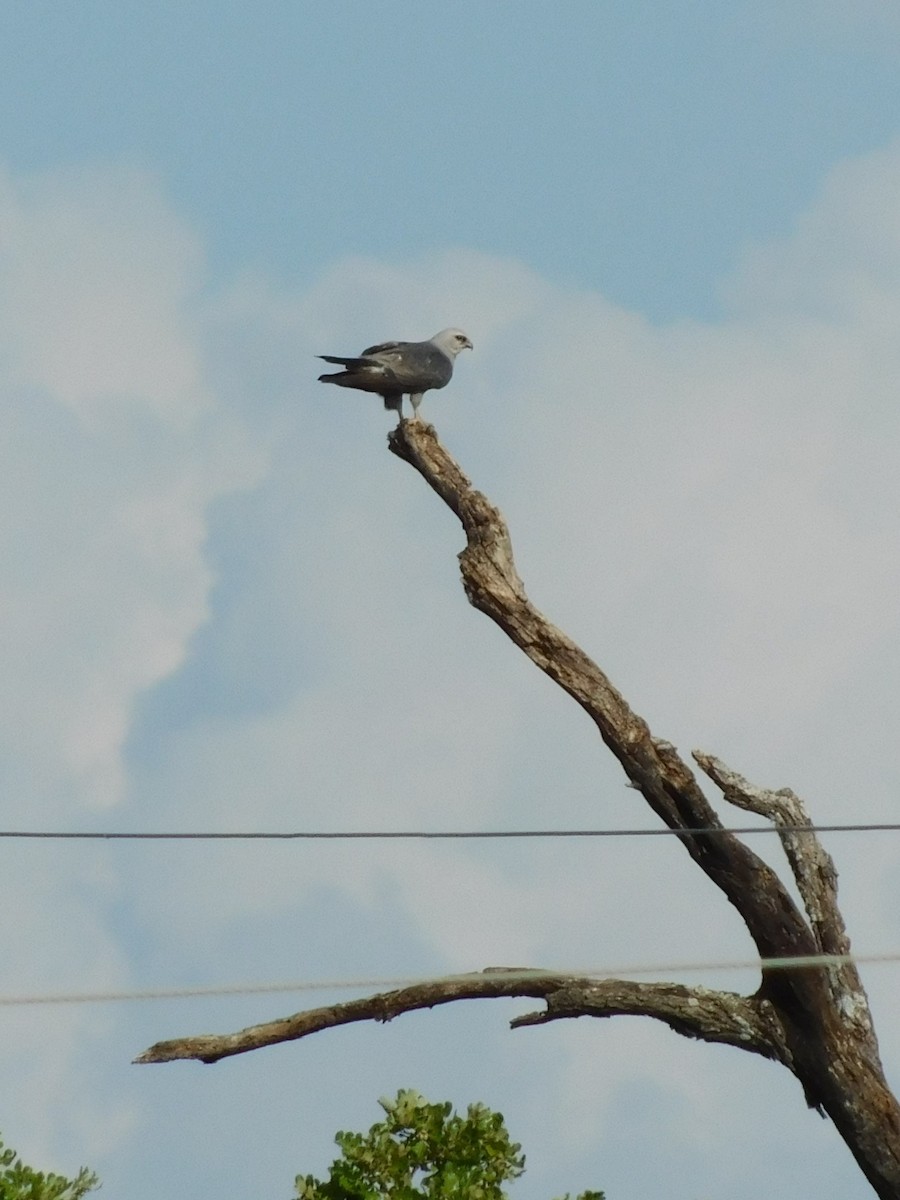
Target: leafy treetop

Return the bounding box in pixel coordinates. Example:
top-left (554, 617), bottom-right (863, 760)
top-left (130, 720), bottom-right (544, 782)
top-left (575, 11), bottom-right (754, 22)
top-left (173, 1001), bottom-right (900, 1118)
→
top-left (295, 1089), bottom-right (603, 1200)
top-left (0, 1134), bottom-right (98, 1200)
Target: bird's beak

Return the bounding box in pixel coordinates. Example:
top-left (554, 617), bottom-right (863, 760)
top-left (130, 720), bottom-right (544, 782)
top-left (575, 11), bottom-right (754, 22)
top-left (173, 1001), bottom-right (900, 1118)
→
top-left (464, 337), bottom-right (474, 351)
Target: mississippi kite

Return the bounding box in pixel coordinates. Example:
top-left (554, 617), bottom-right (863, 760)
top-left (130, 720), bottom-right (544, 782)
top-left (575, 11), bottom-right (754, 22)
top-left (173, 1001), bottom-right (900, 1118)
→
top-left (318, 328), bottom-right (473, 419)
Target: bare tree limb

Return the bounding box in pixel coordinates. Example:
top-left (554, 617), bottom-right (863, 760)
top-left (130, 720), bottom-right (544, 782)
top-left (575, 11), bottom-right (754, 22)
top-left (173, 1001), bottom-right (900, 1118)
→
top-left (509, 978), bottom-right (785, 1059)
top-left (693, 752), bottom-right (849, 955)
top-left (135, 972), bottom-right (780, 1067)
top-left (387, 426), bottom-right (819, 967)
top-left (135, 971), bottom-right (556, 1065)
top-left (137, 419), bottom-right (900, 1198)
top-left (693, 751), bottom-right (874, 1049)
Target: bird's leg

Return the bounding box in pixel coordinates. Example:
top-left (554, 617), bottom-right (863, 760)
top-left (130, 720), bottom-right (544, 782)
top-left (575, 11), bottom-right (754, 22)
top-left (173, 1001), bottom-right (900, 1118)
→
top-left (409, 393), bottom-right (423, 422)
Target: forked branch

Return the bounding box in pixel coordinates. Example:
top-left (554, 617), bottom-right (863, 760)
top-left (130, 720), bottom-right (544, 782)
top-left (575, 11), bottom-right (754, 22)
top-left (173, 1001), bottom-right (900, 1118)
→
top-left (137, 419), bottom-right (900, 1199)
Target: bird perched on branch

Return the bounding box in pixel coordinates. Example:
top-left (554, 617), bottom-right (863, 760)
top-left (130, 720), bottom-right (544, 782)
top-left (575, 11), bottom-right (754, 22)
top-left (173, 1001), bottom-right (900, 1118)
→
top-left (318, 328), bottom-right (473, 420)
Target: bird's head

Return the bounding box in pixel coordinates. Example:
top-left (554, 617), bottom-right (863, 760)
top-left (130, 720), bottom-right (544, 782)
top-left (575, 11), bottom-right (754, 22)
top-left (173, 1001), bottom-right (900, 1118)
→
top-left (432, 328), bottom-right (474, 358)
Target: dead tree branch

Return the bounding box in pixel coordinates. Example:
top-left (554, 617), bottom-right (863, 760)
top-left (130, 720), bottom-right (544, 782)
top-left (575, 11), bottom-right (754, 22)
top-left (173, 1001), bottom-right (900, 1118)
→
top-left (135, 971), bottom-right (781, 1067)
top-left (138, 420), bottom-right (900, 1199)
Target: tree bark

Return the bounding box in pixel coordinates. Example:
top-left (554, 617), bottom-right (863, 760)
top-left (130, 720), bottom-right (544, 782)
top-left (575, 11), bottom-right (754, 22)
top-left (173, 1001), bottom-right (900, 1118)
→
top-left (137, 420), bottom-right (900, 1199)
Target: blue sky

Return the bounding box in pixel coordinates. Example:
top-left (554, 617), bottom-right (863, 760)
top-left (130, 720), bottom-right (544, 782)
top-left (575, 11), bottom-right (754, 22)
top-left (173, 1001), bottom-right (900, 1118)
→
top-left (5, 2), bottom-right (899, 318)
top-left (3, 4), bottom-right (900, 1199)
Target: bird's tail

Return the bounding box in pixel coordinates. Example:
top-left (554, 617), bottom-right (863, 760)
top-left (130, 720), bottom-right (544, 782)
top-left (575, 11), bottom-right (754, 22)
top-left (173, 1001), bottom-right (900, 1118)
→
top-left (318, 354), bottom-right (373, 368)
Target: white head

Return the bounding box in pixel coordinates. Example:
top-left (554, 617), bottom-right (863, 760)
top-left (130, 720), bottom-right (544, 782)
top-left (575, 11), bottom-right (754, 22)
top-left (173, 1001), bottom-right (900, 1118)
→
top-left (431, 328), bottom-right (474, 359)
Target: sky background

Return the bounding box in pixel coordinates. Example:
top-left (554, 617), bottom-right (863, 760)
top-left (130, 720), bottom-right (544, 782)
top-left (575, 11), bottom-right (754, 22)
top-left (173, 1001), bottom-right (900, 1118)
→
top-left (2, 3), bottom-right (900, 1198)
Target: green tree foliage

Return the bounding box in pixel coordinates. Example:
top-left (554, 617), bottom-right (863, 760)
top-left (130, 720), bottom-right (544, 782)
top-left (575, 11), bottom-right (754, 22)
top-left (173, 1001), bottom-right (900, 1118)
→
top-left (0, 1133), bottom-right (98, 1200)
top-left (295, 1089), bottom-right (603, 1200)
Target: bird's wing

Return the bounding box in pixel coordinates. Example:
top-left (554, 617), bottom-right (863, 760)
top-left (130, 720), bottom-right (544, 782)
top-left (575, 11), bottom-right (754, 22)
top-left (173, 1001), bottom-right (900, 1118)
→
top-left (362, 341), bottom-right (453, 390)
top-left (360, 340), bottom-right (406, 357)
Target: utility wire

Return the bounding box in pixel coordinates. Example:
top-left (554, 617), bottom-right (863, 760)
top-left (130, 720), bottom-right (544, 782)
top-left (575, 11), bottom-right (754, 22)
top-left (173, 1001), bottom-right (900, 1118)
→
top-left (2, 951), bottom-right (900, 1008)
top-left (0, 823), bottom-right (898, 841)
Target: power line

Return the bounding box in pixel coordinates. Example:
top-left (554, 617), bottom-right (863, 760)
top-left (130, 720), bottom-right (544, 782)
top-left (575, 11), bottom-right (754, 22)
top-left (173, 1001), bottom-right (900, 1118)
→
top-left (2, 951), bottom-right (899, 1008)
top-left (0, 822), bottom-right (898, 841)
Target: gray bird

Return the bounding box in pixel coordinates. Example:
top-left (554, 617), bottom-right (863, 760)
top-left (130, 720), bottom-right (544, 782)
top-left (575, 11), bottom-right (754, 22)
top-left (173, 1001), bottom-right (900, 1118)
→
top-left (318, 328), bottom-right (473, 420)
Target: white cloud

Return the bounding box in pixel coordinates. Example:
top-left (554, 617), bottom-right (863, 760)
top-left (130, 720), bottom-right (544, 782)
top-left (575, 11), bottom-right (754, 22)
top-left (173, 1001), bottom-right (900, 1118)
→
top-left (0, 164), bottom-right (264, 812)
top-left (726, 137), bottom-right (900, 324)
top-left (0, 160), bottom-right (263, 1185)
top-left (0, 164), bottom-right (209, 425)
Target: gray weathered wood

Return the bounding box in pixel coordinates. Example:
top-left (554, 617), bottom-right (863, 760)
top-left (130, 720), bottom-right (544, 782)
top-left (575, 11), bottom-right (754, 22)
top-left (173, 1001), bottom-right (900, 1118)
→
top-left (137, 420), bottom-right (900, 1198)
